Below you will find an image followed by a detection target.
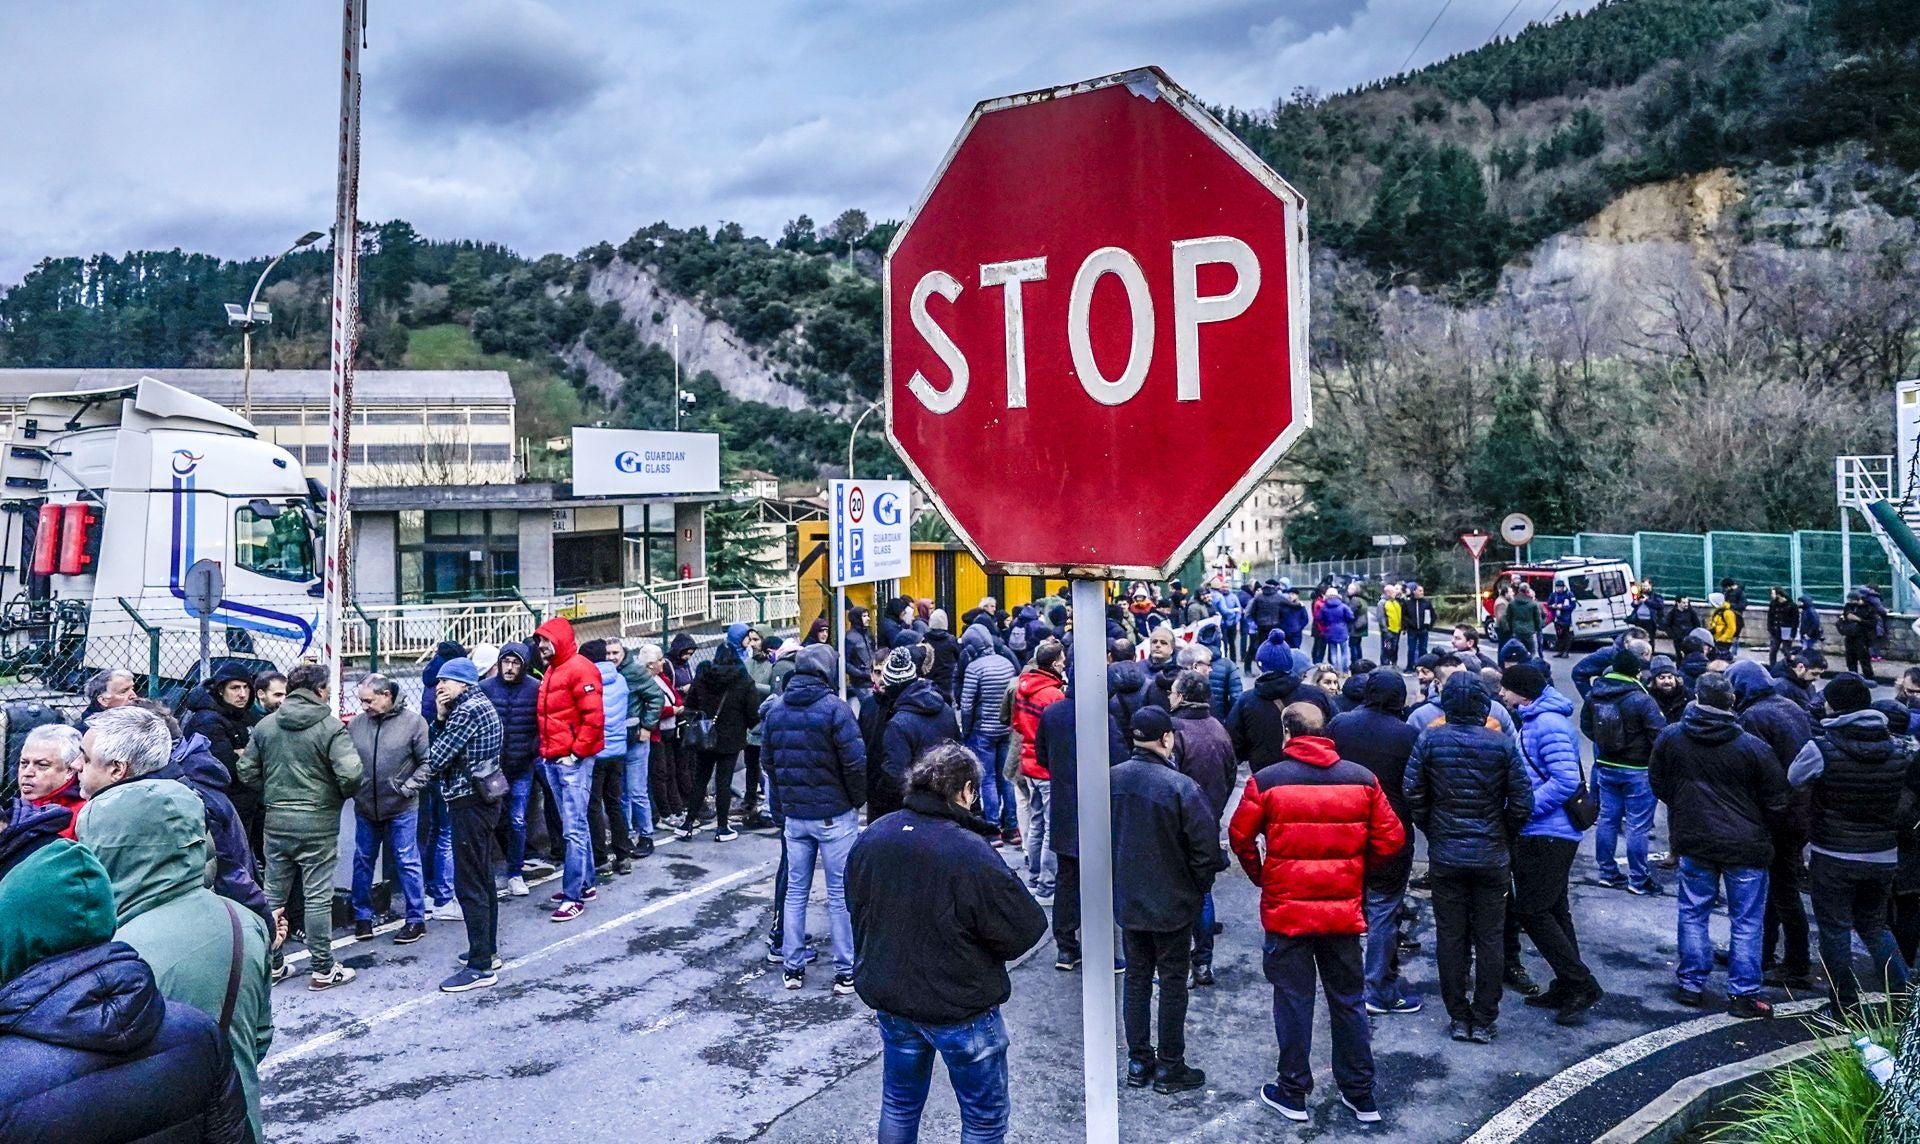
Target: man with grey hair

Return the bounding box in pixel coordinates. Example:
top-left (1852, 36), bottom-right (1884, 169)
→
top-left (15, 723), bottom-right (85, 831)
top-left (241, 662), bottom-right (364, 990)
top-left (77, 705), bottom-right (174, 796)
top-left (78, 667), bottom-right (138, 730)
top-left (348, 674), bottom-right (431, 944)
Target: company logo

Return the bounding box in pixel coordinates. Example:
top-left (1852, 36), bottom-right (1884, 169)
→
top-left (615, 451), bottom-right (644, 473)
top-left (847, 487), bottom-right (865, 523)
top-left (171, 450), bottom-right (204, 476)
top-left (873, 492), bottom-right (903, 526)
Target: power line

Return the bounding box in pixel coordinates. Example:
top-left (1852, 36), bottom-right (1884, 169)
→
top-left (1399, 0), bottom-right (1458, 75)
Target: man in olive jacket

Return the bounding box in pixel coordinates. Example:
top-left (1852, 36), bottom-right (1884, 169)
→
top-left (240, 662), bottom-right (363, 988)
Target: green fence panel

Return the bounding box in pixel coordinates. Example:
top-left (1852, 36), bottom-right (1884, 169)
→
top-left (1529, 535), bottom-right (1577, 561)
top-left (1708, 532), bottom-right (1794, 599)
top-left (1638, 532), bottom-right (1706, 597)
top-left (1576, 533), bottom-right (1634, 562)
top-left (1797, 531), bottom-right (1895, 606)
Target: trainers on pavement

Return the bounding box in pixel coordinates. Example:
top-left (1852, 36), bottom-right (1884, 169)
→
top-left (353, 919), bottom-right (373, 939)
top-left (506, 876), bottom-right (529, 897)
top-left (440, 966), bottom-right (498, 993)
top-left (716, 827), bottom-right (739, 842)
top-left (582, 886), bottom-right (598, 902)
top-left (614, 857), bottom-right (634, 875)
top-left (1365, 996), bottom-right (1423, 1015)
top-left (308, 965), bottom-right (356, 991)
top-left (1153, 1063), bottom-right (1206, 1095)
top-left (1341, 1093), bottom-right (1382, 1123)
top-left (784, 968), bottom-right (805, 990)
top-left (394, 922), bottom-right (427, 945)
top-left (434, 899), bottom-right (464, 921)
top-left (550, 901), bottom-right (585, 922)
top-left (1468, 1022), bottom-right (1498, 1044)
top-left (1729, 993), bottom-right (1774, 1020)
top-left (1627, 880), bottom-right (1664, 897)
top-left (270, 961), bottom-right (297, 986)
top-left (833, 973), bottom-right (857, 996)
top-left (1055, 953), bottom-right (1082, 971)
top-left (1260, 1084), bottom-right (1308, 1121)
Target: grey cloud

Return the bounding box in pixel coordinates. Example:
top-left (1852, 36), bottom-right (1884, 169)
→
top-left (378, 2), bottom-right (608, 130)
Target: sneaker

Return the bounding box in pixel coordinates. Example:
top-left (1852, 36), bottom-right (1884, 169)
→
top-left (1504, 965), bottom-right (1541, 996)
top-left (549, 889), bottom-right (569, 903)
top-left (715, 827), bottom-right (739, 842)
top-left (506, 876), bottom-right (529, 897)
top-left (270, 961), bottom-right (298, 986)
top-left (1627, 880), bottom-right (1664, 897)
top-left (634, 836), bottom-right (655, 858)
top-left (832, 973), bottom-right (857, 996)
top-left (989, 835), bottom-right (1005, 849)
top-left (1190, 962), bottom-right (1215, 988)
top-left (1468, 1022), bottom-right (1497, 1044)
top-left (523, 858), bottom-right (557, 878)
top-left (1365, 996), bottom-right (1423, 1015)
top-left (784, 968), bottom-right (805, 990)
top-left (1448, 1019), bottom-right (1473, 1042)
top-left (1728, 994), bottom-right (1775, 1020)
top-left (1597, 873), bottom-right (1628, 890)
top-left (308, 965), bottom-right (356, 991)
top-left (1032, 888), bottom-right (1054, 906)
top-left (674, 826), bottom-right (696, 841)
top-left (1260, 1084), bottom-right (1308, 1122)
top-left (434, 899), bottom-right (464, 921)
top-left (440, 966), bottom-right (498, 993)
top-left (1341, 1092), bottom-right (1383, 1124)
top-left (353, 919), bottom-right (373, 940)
top-left (742, 812), bottom-right (776, 831)
top-left (550, 901), bottom-right (585, 922)
top-left (1126, 1058), bottom-right (1155, 1089)
top-left (456, 954), bottom-right (505, 970)
top-left (1055, 952), bottom-right (1082, 971)
top-left (394, 922), bottom-right (427, 945)
top-left (614, 857), bottom-right (635, 875)
top-left (1674, 986), bottom-right (1706, 1008)
top-left (582, 886), bottom-right (598, 902)
top-left (1153, 1063), bottom-right (1206, 1095)
top-left (595, 863), bottom-right (615, 879)
top-left (1003, 829), bottom-right (1022, 848)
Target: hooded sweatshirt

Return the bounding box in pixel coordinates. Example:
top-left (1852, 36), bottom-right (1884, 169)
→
top-left (240, 688), bottom-right (363, 835)
top-left (1011, 668), bottom-right (1067, 779)
top-left (1648, 701), bottom-right (1789, 869)
top-left (77, 781), bottom-right (273, 1142)
top-left (480, 641), bottom-right (542, 776)
top-left (958, 627), bottom-right (1017, 741)
top-left (1227, 670), bottom-right (1337, 768)
top-left (534, 616), bottom-right (604, 762)
top-left (179, 661), bottom-right (255, 779)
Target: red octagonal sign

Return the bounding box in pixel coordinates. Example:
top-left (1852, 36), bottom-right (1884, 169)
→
top-left (886, 67), bottom-right (1309, 579)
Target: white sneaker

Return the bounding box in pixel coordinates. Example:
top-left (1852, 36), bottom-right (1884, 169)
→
top-left (434, 899), bottom-right (464, 921)
top-left (506, 876), bottom-right (529, 897)
top-left (308, 965), bottom-right (356, 991)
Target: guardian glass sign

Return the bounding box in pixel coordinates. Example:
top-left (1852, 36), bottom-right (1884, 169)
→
top-left (571, 428), bottom-right (721, 497)
top-left (830, 479), bottom-right (911, 586)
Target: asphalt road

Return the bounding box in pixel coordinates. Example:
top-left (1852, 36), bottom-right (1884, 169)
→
top-left (258, 642), bottom-right (1868, 1142)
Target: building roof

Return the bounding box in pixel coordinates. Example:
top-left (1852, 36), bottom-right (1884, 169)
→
top-left (0, 369), bottom-right (514, 408)
top-left (349, 482), bottom-right (725, 510)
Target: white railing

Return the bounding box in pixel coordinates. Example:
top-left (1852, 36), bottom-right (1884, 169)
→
top-left (711, 587), bottom-right (800, 629)
top-left (344, 599), bottom-right (540, 662)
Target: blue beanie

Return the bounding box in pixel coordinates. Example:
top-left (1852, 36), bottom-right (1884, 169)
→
top-left (437, 656), bottom-right (480, 686)
top-left (1254, 630), bottom-right (1293, 675)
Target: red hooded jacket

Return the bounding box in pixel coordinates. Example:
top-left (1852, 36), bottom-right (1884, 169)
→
top-left (534, 616), bottom-right (605, 761)
top-left (1011, 668), bottom-right (1065, 779)
top-left (31, 775), bottom-right (86, 840)
top-left (1227, 734), bottom-right (1404, 937)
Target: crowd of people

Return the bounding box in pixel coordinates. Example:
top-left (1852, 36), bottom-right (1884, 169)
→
top-left (3, 579), bottom-right (1918, 1141)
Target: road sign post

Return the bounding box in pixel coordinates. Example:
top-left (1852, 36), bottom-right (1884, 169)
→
top-left (1461, 531), bottom-right (1491, 615)
top-left (884, 67), bottom-right (1309, 1140)
top-left (829, 479), bottom-right (911, 698)
top-left (183, 559), bottom-right (224, 688)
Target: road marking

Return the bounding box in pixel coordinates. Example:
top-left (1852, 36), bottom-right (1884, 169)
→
top-left (262, 862), bottom-right (772, 1073)
top-left (280, 865), bottom-right (566, 969)
top-left (1463, 995), bottom-right (1839, 1143)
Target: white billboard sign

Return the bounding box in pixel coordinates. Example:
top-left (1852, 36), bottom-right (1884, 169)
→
top-left (830, 478), bottom-right (911, 587)
top-left (571, 428), bottom-right (720, 497)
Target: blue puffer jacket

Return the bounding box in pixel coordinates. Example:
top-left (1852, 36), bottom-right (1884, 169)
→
top-left (763, 670), bottom-right (868, 822)
top-left (596, 660), bottom-right (630, 758)
top-left (874, 679), bottom-right (960, 820)
top-left (479, 641), bottom-right (541, 776)
top-left (1515, 687), bottom-right (1584, 841)
top-left (1404, 674), bottom-right (1533, 869)
top-left (1196, 626), bottom-right (1244, 720)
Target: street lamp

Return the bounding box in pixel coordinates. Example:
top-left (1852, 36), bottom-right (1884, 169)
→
top-left (225, 230), bottom-right (325, 421)
top-left (848, 400), bottom-right (881, 478)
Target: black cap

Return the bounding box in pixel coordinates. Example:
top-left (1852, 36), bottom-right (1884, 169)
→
top-left (1130, 707), bottom-right (1174, 742)
top-left (1612, 647), bottom-right (1644, 677)
top-left (1501, 663), bottom-right (1547, 701)
top-left (1824, 672), bottom-right (1874, 716)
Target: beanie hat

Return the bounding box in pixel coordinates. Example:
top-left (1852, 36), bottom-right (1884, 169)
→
top-left (1048, 605), bottom-right (1068, 629)
top-left (578, 639), bottom-right (608, 663)
top-left (929, 608), bottom-right (950, 632)
top-left (1874, 698), bottom-right (1913, 736)
top-left (764, 635), bottom-right (785, 653)
top-left (1695, 673), bottom-right (1736, 711)
top-left (881, 647), bottom-right (919, 688)
top-left (1130, 706), bottom-right (1174, 742)
top-left (1824, 672), bottom-right (1874, 716)
top-left (1501, 663), bottom-right (1547, 701)
top-left (438, 657), bottom-right (480, 686)
top-left (1687, 628), bottom-right (1714, 651)
top-left (0, 839), bottom-right (117, 986)
top-left (470, 643), bottom-right (501, 677)
top-left (1611, 647), bottom-right (1644, 678)
top-left (1647, 654), bottom-right (1678, 678)
top-left (1254, 631), bottom-right (1292, 675)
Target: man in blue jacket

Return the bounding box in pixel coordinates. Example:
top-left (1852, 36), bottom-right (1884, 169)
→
top-left (1581, 645), bottom-right (1668, 894)
top-left (481, 642), bottom-right (545, 896)
top-left (1499, 664), bottom-right (1602, 1024)
top-left (1328, 668), bottom-right (1422, 1016)
top-left (764, 643), bottom-right (868, 994)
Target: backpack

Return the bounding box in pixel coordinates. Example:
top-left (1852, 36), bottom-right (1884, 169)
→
top-left (1588, 692), bottom-right (1630, 761)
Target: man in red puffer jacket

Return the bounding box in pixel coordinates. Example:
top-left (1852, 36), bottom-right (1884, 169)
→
top-left (1228, 702), bottom-right (1403, 1126)
top-left (531, 616), bottom-right (605, 919)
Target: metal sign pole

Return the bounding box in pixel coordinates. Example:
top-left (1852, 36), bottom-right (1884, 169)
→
top-left (837, 586), bottom-right (848, 702)
top-left (1070, 577), bottom-right (1118, 1142)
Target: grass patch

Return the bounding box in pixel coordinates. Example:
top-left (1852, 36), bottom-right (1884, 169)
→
top-left (403, 322), bottom-right (594, 477)
top-left (1702, 1021), bottom-right (1894, 1143)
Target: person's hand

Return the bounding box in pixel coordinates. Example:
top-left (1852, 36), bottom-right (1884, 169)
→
top-left (271, 908), bottom-right (289, 951)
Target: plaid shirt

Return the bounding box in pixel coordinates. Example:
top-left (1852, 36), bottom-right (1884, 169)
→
top-left (415, 686), bottom-right (505, 803)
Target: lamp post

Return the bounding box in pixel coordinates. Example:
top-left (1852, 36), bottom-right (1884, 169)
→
top-left (847, 401), bottom-right (881, 479)
top-left (225, 230), bottom-right (325, 421)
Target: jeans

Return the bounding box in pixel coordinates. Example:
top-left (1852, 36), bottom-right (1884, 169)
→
top-left (588, 751), bottom-right (634, 864)
top-left (1347, 636), bottom-right (1364, 669)
top-left (1363, 876), bottom-right (1412, 1008)
top-left (877, 1008), bottom-right (1010, 1144)
top-left (623, 739), bottom-right (653, 837)
top-left (449, 797), bottom-right (502, 968)
top-left (1328, 640), bottom-right (1351, 673)
top-left (784, 811), bottom-right (859, 975)
top-left (1404, 630), bottom-right (1429, 668)
top-left (1676, 857), bottom-right (1767, 996)
top-left (1024, 779), bottom-right (1055, 893)
top-left (1594, 765), bottom-right (1656, 887)
top-left (539, 757), bottom-right (597, 903)
top-left (1263, 931), bottom-right (1372, 1103)
top-left (1193, 891), bottom-right (1217, 968)
top-left (264, 828), bottom-right (341, 975)
top-left (502, 770), bottom-right (533, 878)
top-left (1511, 836), bottom-right (1593, 990)
top-left (417, 784), bottom-right (456, 906)
top-left (1123, 928), bottom-right (1192, 1065)
top-left (1809, 853), bottom-right (1911, 1009)
top-left (1430, 864), bottom-right (1509, 1026)
top-left (967, 734), bottom-right (1013, 832)
top-left (351, 809), bottom-right (425, 925)
top-left (1764, 829), bottom-right (1811, 976)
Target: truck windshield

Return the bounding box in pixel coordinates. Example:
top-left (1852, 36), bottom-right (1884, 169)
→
top-left (236, 506), bottom-right (314, 582)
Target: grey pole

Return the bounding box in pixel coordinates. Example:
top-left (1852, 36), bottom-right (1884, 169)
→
top-left (1070, 577), bottom-right (1119, 1140)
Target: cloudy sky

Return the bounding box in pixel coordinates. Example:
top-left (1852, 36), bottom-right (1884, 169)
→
top-left (0, 0), bottom-right (1598, 284)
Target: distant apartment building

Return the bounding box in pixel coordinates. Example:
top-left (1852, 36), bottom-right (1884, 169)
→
top-left (1225, 476), bottom-right (1292, 573)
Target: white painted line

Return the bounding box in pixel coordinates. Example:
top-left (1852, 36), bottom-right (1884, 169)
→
top-left (280, 863), bottom-right (566, 969)
top-left (1463, 995), bottom-right (1845, 1144)
top-left (262, 861), bottom-right (772, 1073)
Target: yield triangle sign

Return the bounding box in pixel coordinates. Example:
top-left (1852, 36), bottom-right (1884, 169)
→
top-left (1460, 532), bottom-right (1491, 560)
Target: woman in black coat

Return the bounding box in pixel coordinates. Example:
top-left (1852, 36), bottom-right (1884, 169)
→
top-left (679, 643), bottom-right (761, 841)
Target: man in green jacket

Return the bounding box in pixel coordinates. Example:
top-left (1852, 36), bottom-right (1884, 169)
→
top-left (240, 662), bottom-right (363, 989)
top-left (78, 756), bottom-right (274, 1143)
top-left (1507, 583), bottom-right (1546, 658)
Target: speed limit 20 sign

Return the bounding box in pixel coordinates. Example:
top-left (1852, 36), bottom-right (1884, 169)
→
top-left (885, 67), bottom-right (1309, 578)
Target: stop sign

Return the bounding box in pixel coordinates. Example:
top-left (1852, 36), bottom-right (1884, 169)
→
top-left (885, 67), bottom-right (1309, 578)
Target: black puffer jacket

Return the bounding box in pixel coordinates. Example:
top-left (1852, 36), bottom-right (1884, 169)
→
top-left (1328, 668), bottom-right (1420, 844)
top-left (178, 663), bottom-right (254, 780)
top-left (1107, 660), bottom-right (1153, 738)
top-left (687, 646), bottom-right (761, 755)
top-left (1800, 710), bottom-right (1915, 857)
top-left (1404, 673), bottom-right (1532, 870)
top-left (1225, 670), bottom-right (1336, 769)
top-left (1649, 703), bottom-right (1789, 868)
top-left (874, 679), bottom-right (960, 821)
top-left (0, 942), bottom-right (248, 1144)
top-left (923, 628), bottom-right (961, 702)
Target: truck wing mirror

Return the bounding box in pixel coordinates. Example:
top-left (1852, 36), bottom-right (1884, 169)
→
top-left (246, 498), bottom-right (283, 519)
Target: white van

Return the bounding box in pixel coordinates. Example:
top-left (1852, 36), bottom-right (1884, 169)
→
top-left (1488, 558), bottom-right (1636, 643)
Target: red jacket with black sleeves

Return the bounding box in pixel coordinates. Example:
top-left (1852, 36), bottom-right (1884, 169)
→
top-left (1227, 734), bottom-right (1405, 937)
top-left (534, 616), bottom-right (605, 762)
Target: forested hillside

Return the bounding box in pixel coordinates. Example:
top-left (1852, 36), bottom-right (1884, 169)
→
top-left (1, 0), bottom-right (1916, 556)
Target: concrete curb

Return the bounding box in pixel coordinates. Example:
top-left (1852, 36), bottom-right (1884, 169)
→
top-left (1593, 1034), bottom-right (1843, 1144)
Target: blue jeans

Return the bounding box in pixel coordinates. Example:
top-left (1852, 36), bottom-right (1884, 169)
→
top-left (623, 739), bottom-right (654, 837)
top-left (1024, 779), bottom-right (1055, 894)
top-left (1329, 640), bottom-right (1351, 673)
top-left (967, 733), bottom-right (1012, 831)
top-left (783, 811), bottom-right (859, 974)
top-left (1677, 857), bottom-right (1768, 996)
top-left (539, 757), bottom-right (598, 903)
top-left (1363, 879), bottom-right (1412, 1008)
top-left (416, 785), bottom-right (455, 905)
top-left (1594, 765), bottom-right (1656, 886)
top-left (877, 1008), bottom-right (1011, 1144)
top-left (1193, 891), bottom-right (1216, 967)
top-left (503, 770), bottom-right (533, 877)
top-left (351, 809), bottom-right (425, 925)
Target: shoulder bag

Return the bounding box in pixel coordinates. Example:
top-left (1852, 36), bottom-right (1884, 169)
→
top-left (1520, 726), bottom-right (1598, 832)
top-left (683, 687), bottom-right (726, 753)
